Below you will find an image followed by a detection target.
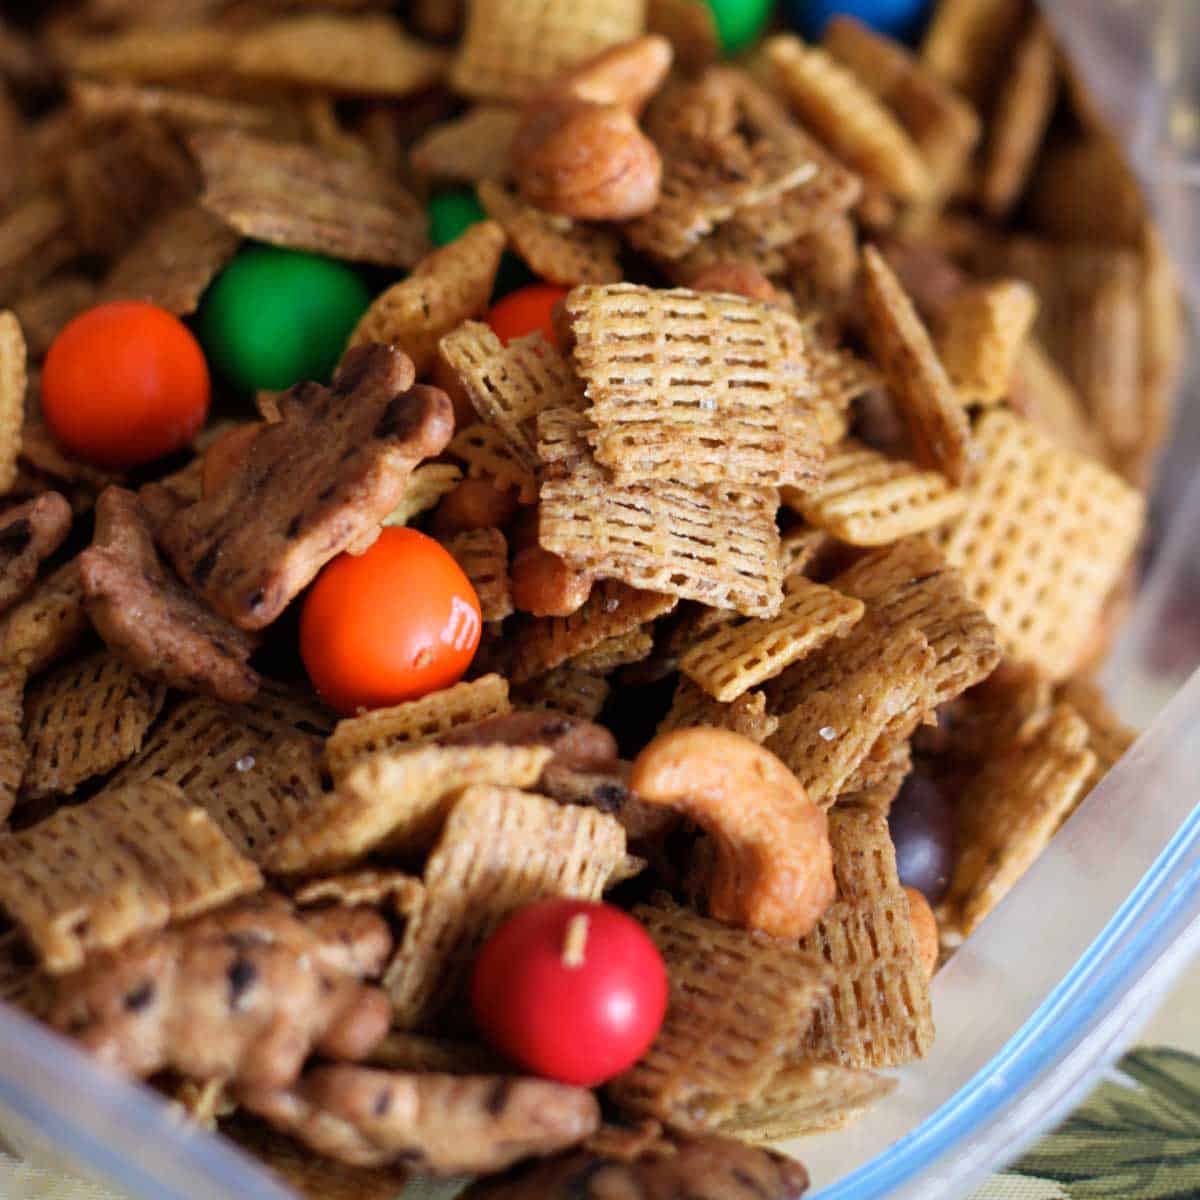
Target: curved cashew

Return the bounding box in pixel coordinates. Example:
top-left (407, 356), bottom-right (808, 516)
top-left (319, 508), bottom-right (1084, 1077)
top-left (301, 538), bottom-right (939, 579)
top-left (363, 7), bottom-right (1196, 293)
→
top-left (904, 886), bottom-right (939, 979)
top-left (551, 35), bottom-right (674, 115)
top-left (511, 545), bottom-right (593, 617)
top-left (630, 728), bottom-right (835, 939)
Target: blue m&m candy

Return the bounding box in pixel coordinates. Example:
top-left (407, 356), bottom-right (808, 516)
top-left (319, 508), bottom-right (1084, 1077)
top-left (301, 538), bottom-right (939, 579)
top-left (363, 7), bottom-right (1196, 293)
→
top-left (785, 0), bottom-right (932, 43)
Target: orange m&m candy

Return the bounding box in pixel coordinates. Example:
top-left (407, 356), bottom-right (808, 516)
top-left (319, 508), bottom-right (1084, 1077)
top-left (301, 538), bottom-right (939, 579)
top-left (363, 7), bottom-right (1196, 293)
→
top-left (485, 283), bottom-right (569, 347)
top-left (41, 301), bottom-right (210, 471)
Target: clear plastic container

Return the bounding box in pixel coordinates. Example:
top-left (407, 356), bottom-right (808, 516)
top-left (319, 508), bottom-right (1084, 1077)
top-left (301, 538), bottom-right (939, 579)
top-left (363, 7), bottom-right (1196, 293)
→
top-left (2, 3), bottom-right (1198, 1198)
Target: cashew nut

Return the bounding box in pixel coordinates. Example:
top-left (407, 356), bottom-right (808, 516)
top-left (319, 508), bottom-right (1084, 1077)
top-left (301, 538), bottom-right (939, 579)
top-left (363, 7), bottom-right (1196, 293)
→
top-left (630, 728), bottom-right (836, 939)
top-left (551, 35), bottom-right (674, 115)
top-left (904, 886), bottom-right (939, 979)
top-left (430, 478), bottom-right (519, 539)
top-left (511, 545), bottom-right (593, 617)
top-left (684, 261), bottom-right (782, 305)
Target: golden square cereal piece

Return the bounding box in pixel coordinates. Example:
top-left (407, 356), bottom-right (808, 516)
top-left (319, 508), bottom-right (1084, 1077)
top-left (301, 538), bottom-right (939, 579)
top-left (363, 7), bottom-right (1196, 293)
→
top-left (0, 312), bottom-right (25, 494)
top-left (0, 778), bottom-right (261, 974)
top-left (22, 650), bottom-right (166, 801)
top-left (446, 527), bottom-right (514, 624)
top-left (647, 0), bottom-right (719, 72)
top-left (0, 557), bottom-right (87, 676)
top-left (800, 806), bottom-right (933, 1067)
top-left (269, 742), bottom-right (554, 873)
top-left (367, 1030), bottom-right (507, 1076)
top-left (656, 678), bottom-right (779, 744)
top-left (190, 130), bottom-right (428, 269)
top-left (833, 535), bottom-right (1001, 711)
top-left (766, 37), bottom-right (931, 201)
top-left (718, 1057), bottom-right (896, 1141)
top-left (936, 410), bottom-right (1144, 680)
top-left (448, 423), bottom-right (539, 505)
top-left (384, 785), bottom-right (627, 1028)
top-left (1057, 678), bottom-right (1137, 799)
top-left (67, 78), bottom-right (287, 138)
top-left (509, 580), bottom-right (678, 684)
top-left (608, 899), bottom-right (832, 1129)
top-left (943, 705), bottom-right (1095, 938)
top-left (478, 179), bottom-right (623, 287)
top-left (979, 14), bottom-right (1057, 219)
top-left (450, 0), bottom-right (646, 104)
top-left (56, 25), bottom-right (236, 84)
top-left (1010, 340), bottom-right (1105, 462)
top-left (537, 410), bottom-right (783, 618)
top-left (767, 622), bottom-right (934, 809)
top-left (410, 106), bottom-right (522, 184)
top-left (384, 463), bottom-right (463, 527)
top-left (628, 69), bottom-right (826, 261)
top-left (293, 870), bottom-right (426, 915)
top-left (824, 16), bottom-right (980, 196)
top-left (113, 689), bottom-right (332, 863)
top-left (572, 627), bottom-right (655, 674)
top-left (919, 0), bottom-right (1026, 107)
top-left (0, 664), bottom-right (26, 822)
top-left (783, 441), bottom-right (966, 547)
top-left (0, 197), bottom-right (78, 309)
top-left (441, 322), bottom-right (582, 468)
top-left (230, 14), bottom-right (449, 96)
top-left (861, 247), bottom-right (972, 484)
top-left (936, 279), bottom-right (1038, 405)
top-left (347, 222), bottom-right (506, 376)
top-left (514, 666), bottom-right (611, 721)
top-left (325, 674), bottom-right (511, 780)
top-left (680, 578), bottom-right (863, 703)
top-left (11, 275), bottom-right (97, 359)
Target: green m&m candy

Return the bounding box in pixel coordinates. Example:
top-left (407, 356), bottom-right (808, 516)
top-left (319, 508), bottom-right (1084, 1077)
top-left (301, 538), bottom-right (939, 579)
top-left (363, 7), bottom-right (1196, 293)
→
top-left (428, 188), bottom-right (486, 247)
top-left (705, 0), bottom-right (774, 54)
top-left (199, 245), bottom-right (371, 393)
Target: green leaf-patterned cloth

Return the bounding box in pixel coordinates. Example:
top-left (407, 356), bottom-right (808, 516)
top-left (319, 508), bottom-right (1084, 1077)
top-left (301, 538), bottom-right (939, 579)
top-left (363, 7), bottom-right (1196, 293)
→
top-left (974, 1048), bottom-right (1200, 1200)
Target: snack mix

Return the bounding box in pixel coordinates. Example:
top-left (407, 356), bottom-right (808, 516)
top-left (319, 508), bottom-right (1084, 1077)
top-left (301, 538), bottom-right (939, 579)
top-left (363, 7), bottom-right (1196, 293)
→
top-left (0, 0), bottom-right (1183, 1196)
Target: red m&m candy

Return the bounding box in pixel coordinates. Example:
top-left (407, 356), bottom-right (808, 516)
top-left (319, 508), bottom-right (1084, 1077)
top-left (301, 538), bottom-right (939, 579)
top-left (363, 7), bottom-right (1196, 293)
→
top-left (471, 899), bottom-right (668, 1086)
top-left (42, 301), bottom-right (210, 470)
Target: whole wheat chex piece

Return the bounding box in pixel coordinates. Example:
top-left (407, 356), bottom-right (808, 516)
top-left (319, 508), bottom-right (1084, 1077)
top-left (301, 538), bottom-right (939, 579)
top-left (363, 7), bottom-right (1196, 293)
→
top-left (441, 322), bottom-right (582, 468)
top-left (767, 620), bottom-right (934, 809)
top-left (627, 69), bottom-right (826, 261)
top-left (564, 283), bottom-right (819, 490)
top-left (837, 738), bottom-right (912, 813)
top-left (0, 778), bottom-right (261, 973)
top-left (0, 663), bottom-right (26, 822)
top-left (112, 689), bottom-right (331, 864)
top-left (0, 311), bottom-right (25, 494)
top-left (800, 806), bottom-right (934, 1067)
top-left (509, 580), bottom-right (678, 685)
top-left (718, 1056), bottom-right (895, 1141)
top-left (268, 744), bottom-right (554, 874)
top-left (0, 492), bottom-right (71, 615)
top-left (0, 557), bottom-right (87, 676)
top-left (478, 179), bottom-right (623, 287)
top-left (681, 578), bottom-right (863, 703)
top-left (537, 410), bottom-right (782, 619)
top-left (384, 462), bottom-right (463, 527)
top-left (347, 221), bottom-right (506, 376)
top-left (410, 106), bottom-right (521, 184)
top-left (936, 410), bottom-right (1144, 680)
top-left (919, 0), bottom-right (1026, 107)
top-left (161, 345), bottom-right (454, 631)
top-left (571, 627), bottom-right (654, 674)
top-left (450, 0), bottom-right (646, 103)
top-left (657, 677), bottom-right (779, 744)
top-left (942, 704), bottom-right (1096, 938)
top-left (190, 129), bottom-right (428, 269)
top-left (22, 650), bottom-right (167, 801)
top-left (447, 422), bottom-right (539, 505)
top-left (0, 198), bottom-right (78, 311)
top-left (783, 441), bottom-right (966, 547)
top-left (607, 898), bottom-right (832, 1129)
top-left (514, 666), bottom-right (610, 721)
top-left (824, 16), bottom-right (980, 197)
top-left (446, 528), bottom-right (514, 625)
top-left (98, 203), bottom-right (240, 316)
top-left (861, 247), bottom-right (972, 484)
top-left (326, 674), bottom-right (512, 781)
top-left (979, 14), bottom-right (1058, 219)
top-left (935, 280), bottom-right (1038, 405)
top-left (384, 785), bottom-right (627, 1028)
top-left (766, 36), bottom-right (931, 201)
top-left (229, 14), bottom-right (448, 96)
top-left (11, 276), bottom-right (97, 360)
top-left (1058, 678), bottom-right (1138, 797)
top-left (294, 870), bottom-right (426, 916)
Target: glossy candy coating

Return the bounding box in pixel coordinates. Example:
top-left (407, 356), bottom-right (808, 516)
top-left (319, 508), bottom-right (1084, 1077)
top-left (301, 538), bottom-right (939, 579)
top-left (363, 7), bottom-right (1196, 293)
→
top-left (428, 188), bottom-right (487, 247)
top-left (485, 283), bottom-right (569, 346)
top-left (706, 0), bottom-right (774, 54)
top-left (784, 0), bottom-right (931, 43)
top-left (888, 771), bottom-right (957, 903)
